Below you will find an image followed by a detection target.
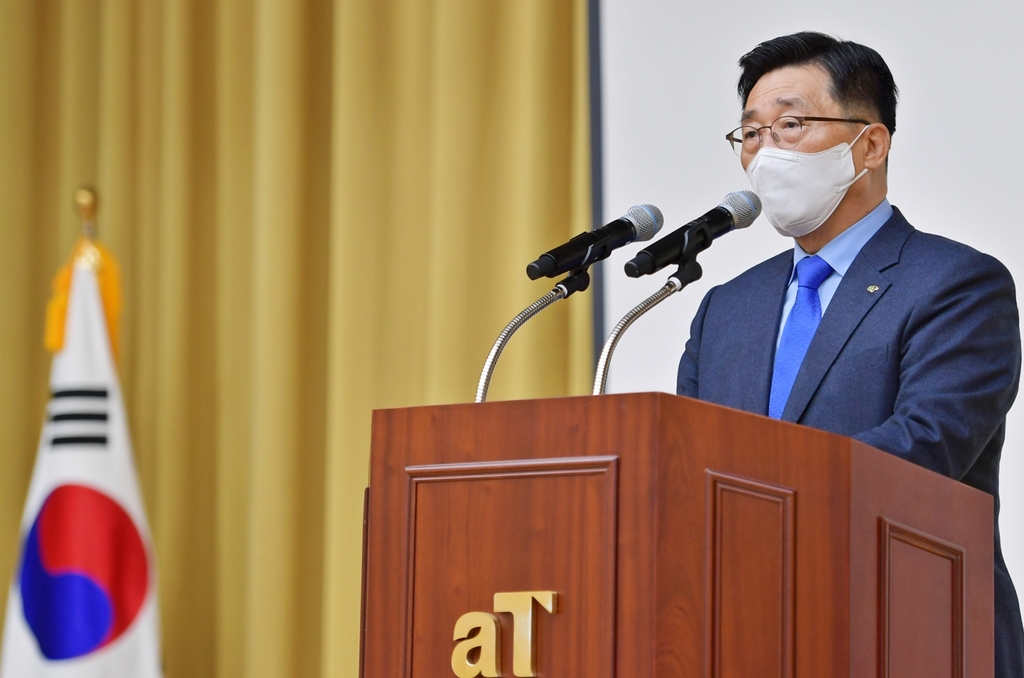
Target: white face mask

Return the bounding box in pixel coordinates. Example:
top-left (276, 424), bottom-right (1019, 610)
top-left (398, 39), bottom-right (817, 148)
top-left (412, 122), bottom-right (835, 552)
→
top-left (745, 126), bottom-right (869, 238)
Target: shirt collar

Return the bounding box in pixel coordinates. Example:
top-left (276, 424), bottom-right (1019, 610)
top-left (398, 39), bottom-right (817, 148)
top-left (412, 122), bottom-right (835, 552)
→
top-left (790, 198), bottom-right (892, 282)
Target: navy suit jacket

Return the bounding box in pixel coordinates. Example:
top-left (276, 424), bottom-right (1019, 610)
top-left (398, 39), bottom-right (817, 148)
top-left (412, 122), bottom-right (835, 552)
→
top-left (677, 207), bottom-right (1024, 677)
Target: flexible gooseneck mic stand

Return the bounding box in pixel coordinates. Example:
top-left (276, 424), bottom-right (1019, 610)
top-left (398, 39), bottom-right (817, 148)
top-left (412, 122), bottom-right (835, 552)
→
top-left (475, 270), bottom-right (590, 403)
top-left (592, 259), bottom-right (702, 395)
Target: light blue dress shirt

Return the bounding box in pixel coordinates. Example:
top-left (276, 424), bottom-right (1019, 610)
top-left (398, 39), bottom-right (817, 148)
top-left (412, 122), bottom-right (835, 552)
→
top-left (775, 199), bottom-right (893, 349)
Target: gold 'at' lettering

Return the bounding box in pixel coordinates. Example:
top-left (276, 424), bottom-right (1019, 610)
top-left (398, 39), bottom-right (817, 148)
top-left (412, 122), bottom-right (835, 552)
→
top-left (451, 591), bottom-right (558, 678)
top-left (451, 612), bottom-right (500, 678)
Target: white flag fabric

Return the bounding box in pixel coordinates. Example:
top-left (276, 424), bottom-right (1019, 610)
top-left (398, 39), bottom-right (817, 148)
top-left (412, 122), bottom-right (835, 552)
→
top-left (0, 260), bottom-right (161, 677)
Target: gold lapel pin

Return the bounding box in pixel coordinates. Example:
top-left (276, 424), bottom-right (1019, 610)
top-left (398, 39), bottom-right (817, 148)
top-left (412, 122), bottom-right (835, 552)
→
top-left (867, 285), bottom-right (879, 293)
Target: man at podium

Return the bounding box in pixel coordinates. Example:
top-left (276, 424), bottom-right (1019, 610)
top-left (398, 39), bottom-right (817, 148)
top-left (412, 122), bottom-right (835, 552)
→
top-left (676, 32), bottom-right (1023, 677)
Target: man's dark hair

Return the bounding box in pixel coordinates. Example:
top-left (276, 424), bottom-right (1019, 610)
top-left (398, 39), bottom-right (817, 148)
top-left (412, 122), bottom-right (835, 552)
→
top-left (738, 32), bottom-right (898, 136)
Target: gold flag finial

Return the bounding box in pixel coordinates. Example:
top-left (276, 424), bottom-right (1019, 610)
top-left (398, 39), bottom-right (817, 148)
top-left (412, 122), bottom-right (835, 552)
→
top-left (75, 187), bottom-right (98, 239)
top-left (73, 187), bottom-right (101, 269)
top-left (47, 186), bottom-right (122, 357)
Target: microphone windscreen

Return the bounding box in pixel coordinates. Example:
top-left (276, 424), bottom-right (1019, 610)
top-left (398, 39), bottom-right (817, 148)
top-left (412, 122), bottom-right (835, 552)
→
top-left (720, 191), bottom-right (761, 229)
top-left (624, 204), bottom-right (664, 242)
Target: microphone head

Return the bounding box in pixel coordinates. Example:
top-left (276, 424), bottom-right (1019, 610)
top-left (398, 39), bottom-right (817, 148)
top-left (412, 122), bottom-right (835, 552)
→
top-left (719, 190), bottom-right (761, 229)
top-left (622, 204), bottom-right (664, 242)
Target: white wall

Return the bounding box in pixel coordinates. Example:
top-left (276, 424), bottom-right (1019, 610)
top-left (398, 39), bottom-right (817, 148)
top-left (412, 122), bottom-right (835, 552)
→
top-left (599, 1), bottom-right (1024, 588)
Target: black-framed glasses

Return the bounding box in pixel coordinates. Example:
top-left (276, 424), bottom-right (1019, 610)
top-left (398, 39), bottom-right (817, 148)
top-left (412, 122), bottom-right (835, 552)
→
top-left (726, 116), bottom-right (870, 157)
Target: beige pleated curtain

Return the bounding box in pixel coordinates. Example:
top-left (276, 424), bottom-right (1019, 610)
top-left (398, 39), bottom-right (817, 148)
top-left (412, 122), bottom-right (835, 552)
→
top-left (0, 1), bottom-right (593, 676)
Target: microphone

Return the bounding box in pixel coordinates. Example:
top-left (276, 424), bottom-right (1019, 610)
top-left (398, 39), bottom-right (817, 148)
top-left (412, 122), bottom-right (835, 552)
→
top-left (624, 191), bottom-right (761, 277)
top-left (527, 204), bottom-right (664, 280)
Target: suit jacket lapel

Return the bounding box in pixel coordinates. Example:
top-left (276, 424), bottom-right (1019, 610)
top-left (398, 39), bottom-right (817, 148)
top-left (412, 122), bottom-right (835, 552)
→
top-left (736, 252), bottom-right (792, 415)
top-left (780, 209), bottom-right (914, 423)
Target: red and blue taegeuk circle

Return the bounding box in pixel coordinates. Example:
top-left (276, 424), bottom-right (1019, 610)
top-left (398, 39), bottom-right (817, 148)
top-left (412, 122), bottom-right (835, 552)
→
top-left (19, 484), bottom-right (149, 660)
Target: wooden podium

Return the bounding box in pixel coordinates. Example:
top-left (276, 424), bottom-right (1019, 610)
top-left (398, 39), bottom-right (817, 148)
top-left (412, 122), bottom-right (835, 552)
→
top-left (362, 393), bottom-right (993, 677)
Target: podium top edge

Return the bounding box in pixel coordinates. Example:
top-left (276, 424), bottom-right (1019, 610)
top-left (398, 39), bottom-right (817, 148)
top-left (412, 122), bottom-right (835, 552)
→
top-left (370, 391), bottom-right (678, 415)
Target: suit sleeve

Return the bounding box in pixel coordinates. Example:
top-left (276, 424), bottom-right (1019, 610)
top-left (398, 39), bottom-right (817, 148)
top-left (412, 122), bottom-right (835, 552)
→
top-left (854, 251), bottom-right (1022, 480)
top-left (677, 286), bottom-right (717, 398)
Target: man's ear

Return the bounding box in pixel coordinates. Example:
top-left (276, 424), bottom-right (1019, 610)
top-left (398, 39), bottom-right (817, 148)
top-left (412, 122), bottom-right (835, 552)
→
top-left (862, 123), bottom-right (891, 171)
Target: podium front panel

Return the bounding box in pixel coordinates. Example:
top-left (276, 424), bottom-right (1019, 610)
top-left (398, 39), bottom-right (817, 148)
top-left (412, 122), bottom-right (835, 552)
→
top-left (404, 457), bottom-right (617, 678)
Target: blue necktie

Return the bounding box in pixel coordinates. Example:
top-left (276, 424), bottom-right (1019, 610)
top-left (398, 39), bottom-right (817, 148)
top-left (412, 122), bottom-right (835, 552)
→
top-left (769, 255), bottom-right (834, 419)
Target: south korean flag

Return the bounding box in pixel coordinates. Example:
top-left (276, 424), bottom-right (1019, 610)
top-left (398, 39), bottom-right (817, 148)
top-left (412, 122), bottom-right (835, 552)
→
top-left (0, 250), bottom-right (163, 677)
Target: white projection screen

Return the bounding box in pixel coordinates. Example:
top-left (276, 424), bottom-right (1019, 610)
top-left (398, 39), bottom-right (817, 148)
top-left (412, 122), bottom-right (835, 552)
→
top-left (598, 1), bottom-right (1024, 591)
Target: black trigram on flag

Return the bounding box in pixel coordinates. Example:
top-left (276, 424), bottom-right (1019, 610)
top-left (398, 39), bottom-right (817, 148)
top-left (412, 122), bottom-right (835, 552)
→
top-left (47, 388), bottom-right (109, 448)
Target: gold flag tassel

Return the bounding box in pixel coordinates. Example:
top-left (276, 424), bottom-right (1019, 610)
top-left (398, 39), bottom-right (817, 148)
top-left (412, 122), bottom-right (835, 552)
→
top-left (44, 188), bottom-right (123, 362)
